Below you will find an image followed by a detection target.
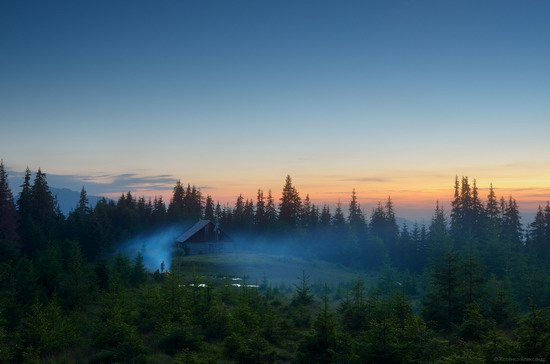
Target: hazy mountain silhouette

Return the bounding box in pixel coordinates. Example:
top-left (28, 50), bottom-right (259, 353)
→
top-left (50, 187), bottom-right (104, 216)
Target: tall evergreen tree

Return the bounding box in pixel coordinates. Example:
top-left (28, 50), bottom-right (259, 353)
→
top-left (76, 186), bottom-right (90, 214)
top-left (471, 179), bottom-right (485, 240)
top-left (204, 195), bottom-right (215, 221)
top-left (502, 196), bottom-right (523, 250)
top-left (450, 175), bottom-right (461, 238)
top-left (423, 251), bottom-right (462, 330)
top-left (254, 189), bottom-right (267, 232)
top-left (151, 196), bottom-right (167, 226)
top-left (243, 199), bottom-right (255, 232)
top-left (319, 205), bottom-right (331, 228)
top-left (485, 183), bottom-right (501, 245)
top-left (278, 175), bottom-right (302, 228)
top-left (332, 202), bottom-right (346, 230)
top-left (17, 167), bottom-right (33, 219)
top-left (0, 160), bottom-right (18, 243)
top-left (384, 196), bottom-right (399, 240)
top-left (187, 185), bottom-right (204, 221)
top-left (300, 194), bottom-right (312, 229)
top-left (233, 194), bottom-right (245, 230)
top-left (265, 189), bottom-right (278, 229)
top-left (461, 250), bottom-right (485, 305)
top-left (67, 187), bottom-right (95, 259)
top-left (214, 201), bottom-right (222, 223)
top-left (168, 180), bottom-right (185, 222)
top-left (27, 169), bottom-right (57, 251)
top-left (527, 205), bottom-right (546, 258)
top-left (369, 202), bottom-right (386, 239)
top-left (136, 196), bottom-right (151, 228)
top-left (17, 167), bottom-right (35, 253)
top-left (348, 189), bottom-right (366, 231)
top-left (309, 204), bottom-right (319, 231)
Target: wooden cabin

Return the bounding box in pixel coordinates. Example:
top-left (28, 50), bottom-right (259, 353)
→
top-left (175, 220), bottom-right (233, 255)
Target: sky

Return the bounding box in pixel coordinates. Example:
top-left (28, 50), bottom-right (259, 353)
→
top-left (1, 0), bottom-right (549, 221)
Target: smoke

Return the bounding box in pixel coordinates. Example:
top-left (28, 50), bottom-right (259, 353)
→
top-left (116, 225), bottom-right (186, 272)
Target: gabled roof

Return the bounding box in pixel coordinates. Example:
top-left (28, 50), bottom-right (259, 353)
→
top-left (175, 220), bottom-right (212, 243)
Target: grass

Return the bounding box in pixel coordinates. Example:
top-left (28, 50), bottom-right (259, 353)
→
top-left (172, 251), bottom-right (377, 289)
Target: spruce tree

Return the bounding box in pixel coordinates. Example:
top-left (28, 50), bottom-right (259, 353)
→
top-left (243, 198), bottom-right (255, 231)
top-left (486, 184), bottom-right (500, 228)
top-left (27, 169), bottom-right (57, 251)
top-left (278, 175), bottom-right (302, 228)
top-left (151, 196), bottom-right (167, 226)
top-left (502, 196), bottom-right (523, 250)
top-left (188, 185), bottom-right (203, 220)
top-left (168, 180), bottom-right (185, 222)
top-left (527, 206), bottom-right (546, 258)
top-left (450, 175), bottom-right (461, 239)
top-left (423, 252), bottom-right (462, 329)
top-left (319, 205), bottom-right (331, 228)
top-left (264, 189), bottom-right (278, 230)
top-left (369, 202), bottom-right (386, 239)
top-left (204, 195), bottom-right (215, 221)
top-left (348, 188), bottom-right (365, 230)
top-left (471, 179), bottom-right (485, 240)
top-left (76, 186), bottom-right (89, 214)
top-left (233, 194), bottom-right (245, 230)
top-left (214, 201), bottom-right (222, 223)
top-left (332, 202), bottom-right (346, 230)
top-left (384, 196), bottom-right (399, 242)
top-left (17, 167), bottom-right (33, 219)
top-left (0, 160), bottom-right (18, 243)
top-left (300, 194), bottom-right (312, 229)
top-left (254, 189), bottom-right (266, 231)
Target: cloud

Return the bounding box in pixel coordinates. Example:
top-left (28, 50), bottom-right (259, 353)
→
top-left (7, 169), bottom-right (179, 196)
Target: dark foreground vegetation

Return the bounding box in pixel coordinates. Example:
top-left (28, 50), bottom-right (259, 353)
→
top-left (0, 161), bottom-right (549, 362)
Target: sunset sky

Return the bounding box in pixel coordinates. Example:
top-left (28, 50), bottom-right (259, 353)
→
top-left (1, 0), bottom-right (549, 221)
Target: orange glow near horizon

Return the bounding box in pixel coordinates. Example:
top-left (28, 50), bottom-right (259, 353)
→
top-left (101, 173), bottom-right (550, 221)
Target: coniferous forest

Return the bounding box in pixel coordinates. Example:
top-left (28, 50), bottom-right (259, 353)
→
top-left (0, 161), bottom-right (549, 363)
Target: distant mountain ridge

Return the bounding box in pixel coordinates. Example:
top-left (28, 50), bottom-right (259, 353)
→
top-left (50, 187), bottom-right (104, 216)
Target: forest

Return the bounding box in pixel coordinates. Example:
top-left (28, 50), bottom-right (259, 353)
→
top-left (0, 161), bottom-right (549, 363)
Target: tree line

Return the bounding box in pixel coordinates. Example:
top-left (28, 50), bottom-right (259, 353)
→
top-left (0, 160), bottom-right (549, 362)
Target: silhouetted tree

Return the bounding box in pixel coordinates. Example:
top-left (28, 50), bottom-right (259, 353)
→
top-left (278, 175), bottom-right (301, 229)
top-left (67, 187), bottom-right (94, 259)
top-left (348, 188), bottom-right (366, 231)
top-left (131, 252), bottom-right (148, 287)
top-left (502, 196), bottom-right (523, 250)
top-left (292, 270), bottom-right (314, 306)
top-left (516, 303), bottom-right (550, 358)
top-left (332, 202), bottom-right (346, 230)
top-left (0, 160), bottom-right (18, 243)
top-left (265, 189), bottom-right (278, 230)
top-left (300, 193), bottom-right (313, 229)
top-left (254, 189), bottom-right (267, 232)
top-left (423, 252), bottom-right (462, 329)
top-left (243, 198), bottom-right (255, 232)
top-left (214, 201), bottom-right (222, 223)
top-left (233, 194), bottom-right (245, 230)
top-left (204, 195), bottom-right (215, 221)
top-left (151, 196), bottom-right (167, 226)
top-left (319, 205), bottom-right (331, 229)
top-left (168, 180), bottom-right (186, 222)
top-left (527, 205), bottom-right (548, 260)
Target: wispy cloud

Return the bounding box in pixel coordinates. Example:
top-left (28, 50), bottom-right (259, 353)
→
top-left (7, 169), bottom-right (178, 196)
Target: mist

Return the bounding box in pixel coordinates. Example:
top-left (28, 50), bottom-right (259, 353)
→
top-left (116, 225), bottom-right (188, 272)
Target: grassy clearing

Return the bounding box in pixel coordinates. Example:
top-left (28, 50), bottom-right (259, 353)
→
top-left (172, 251), bottom-right (377, 289)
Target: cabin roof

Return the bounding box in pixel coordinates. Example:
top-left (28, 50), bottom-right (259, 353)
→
top-left (175, 220), bottom-right (213, 243)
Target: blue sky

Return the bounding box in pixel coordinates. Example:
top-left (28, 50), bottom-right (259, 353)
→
top-left (1, 0), bottom-right (549, 220)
